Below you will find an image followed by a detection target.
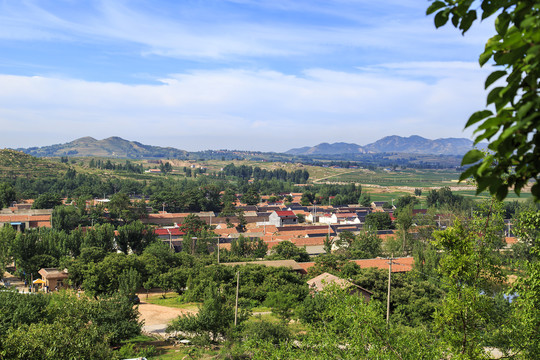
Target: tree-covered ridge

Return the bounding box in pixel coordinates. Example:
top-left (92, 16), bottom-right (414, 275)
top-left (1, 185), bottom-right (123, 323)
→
top-left (17, 136), bottom-right (189, 159)
top-left (221, 163), bottom-right (309, 183)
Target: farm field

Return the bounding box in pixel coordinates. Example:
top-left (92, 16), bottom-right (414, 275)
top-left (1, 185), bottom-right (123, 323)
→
top-left (319, 168), bottom-right (462, 188)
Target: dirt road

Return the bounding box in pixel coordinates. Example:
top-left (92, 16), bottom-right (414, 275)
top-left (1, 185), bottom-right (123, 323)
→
top-left (138, 301), bottom-right (195, 337)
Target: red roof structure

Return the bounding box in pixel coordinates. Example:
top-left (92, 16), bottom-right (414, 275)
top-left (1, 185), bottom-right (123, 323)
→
top-left (275, 210), bottom-right (297, 219)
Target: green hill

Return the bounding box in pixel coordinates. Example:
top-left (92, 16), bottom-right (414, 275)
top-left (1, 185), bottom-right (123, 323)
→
top-left (0, 149), bottom-right (69, 179)
top-left (17, 136), bottom-right (189, 159)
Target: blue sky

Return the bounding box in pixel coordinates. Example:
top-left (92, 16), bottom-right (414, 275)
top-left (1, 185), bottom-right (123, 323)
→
top-left (0, 0), bottom-right (494, 152)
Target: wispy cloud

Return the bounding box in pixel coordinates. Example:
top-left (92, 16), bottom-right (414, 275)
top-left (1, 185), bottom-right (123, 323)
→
top-left (0, 0), bottom-right (487, 63)
top-left (0, 62), bottom-right (488, 151)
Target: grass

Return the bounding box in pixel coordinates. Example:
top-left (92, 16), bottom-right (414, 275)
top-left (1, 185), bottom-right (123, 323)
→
top-left (144, 293), bottom-right (201, 311)
top-left (327, 168), bottom-right (462, 187)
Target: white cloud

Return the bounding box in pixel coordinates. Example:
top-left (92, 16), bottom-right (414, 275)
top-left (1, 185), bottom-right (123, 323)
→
top-left (0, 0), bottom-right (488, 62)
top-left (0, 62), bottom-right (489, 151)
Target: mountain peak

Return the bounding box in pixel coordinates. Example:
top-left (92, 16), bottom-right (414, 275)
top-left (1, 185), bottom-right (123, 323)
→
top-left (286, 135), bottom-right (483, 156)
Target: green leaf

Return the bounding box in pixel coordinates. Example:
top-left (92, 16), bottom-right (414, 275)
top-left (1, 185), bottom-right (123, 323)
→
top-left (461, 149), bottom-right (485, 165)
top-left (486, 86), bottom-right (504, 106)
top-left (479, 50), bottom-right (493, 66)
top-left (426, 1), bottom-right (447, 15)
top-left (495, 12), bottom-right (510, 36)
top-left (460, 10), bottom-right (477, 33)
top-left (495, 185), bottom-right (508, 201)
top-left (465, 110), bottom-right (493, 128)
top-left (434, 9), bottom-right (450, 28)
top-left (484, 70), bottom-right (507, 89)
top-left (517, 101), bottom-right (534, 119)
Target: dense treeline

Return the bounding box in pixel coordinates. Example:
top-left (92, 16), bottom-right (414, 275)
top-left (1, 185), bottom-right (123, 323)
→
top-left (221, 163), bottom-right (309, 183)
top-left (0, 291), bottom-right (141, 359)
top-left (89, 158), bottom-right (144, 173)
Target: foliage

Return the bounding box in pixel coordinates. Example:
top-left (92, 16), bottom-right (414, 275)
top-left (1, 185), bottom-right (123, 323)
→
top-left (242, 187), bottom-right (260, 205)
top-left (243, 287), bottom-right (444, 359)
top-left (428, 0), bottom-right (540, 200)
top-left (0, 224), bottom-right (16, 275)
top-left (270, 240), bottom-right (310, 262)
top-left (432, 200), bottom-right (507, 358)
top-left (349, 230), bottom-right (383, 259)
top-left (116, 220), bottom-right (157, 255)
top-left (0, 319), bottom-right (114, 360)
top-left (0, 291), bottom-right (141, 358)
top-left (242, 319), bottom-right (291, 345)
top-left (263, 291), bottom-right (297, 322)
top-left (0, 182), bottom-right (16, 208)
top-left (52, 205), bottom-right (86, 231)
top-left (167, 284), bottom-right (246, 342)
top-left (426, 186), bottom-right (472, 210)
top-left (511, 245), bottom-right (540, 358)
top-left (230, 235), bottom-right (268, 258)
top-left (32, 192), bottom-right (63, 209)
top-left (119, 267), bottom-right (142, 298)
top-left (364, 211), bottom-right (393, 230)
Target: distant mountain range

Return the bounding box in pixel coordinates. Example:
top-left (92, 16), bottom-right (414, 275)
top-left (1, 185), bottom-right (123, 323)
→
top-left (286, 135), bottom-right (487, 156)
top-left (18, 136), bottom-right (189, 159)
top-left (15, 135), bottom-right (486, 159)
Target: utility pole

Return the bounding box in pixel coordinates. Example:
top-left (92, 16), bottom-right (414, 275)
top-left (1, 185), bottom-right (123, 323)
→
top-left (191, 237), bottom-right (197, 255)
top-left (234, 271), bottom-right (239, 326)
top-left (386, 254), bottom-right (393, 326)
top-left (216, 237), bottom-right (220, 264)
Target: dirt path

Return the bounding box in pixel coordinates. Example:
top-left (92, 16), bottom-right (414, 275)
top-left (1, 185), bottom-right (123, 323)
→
top-left (138, 301), bottom-right (196, 337)
top-left (312, 170), bottom-right (359, 183)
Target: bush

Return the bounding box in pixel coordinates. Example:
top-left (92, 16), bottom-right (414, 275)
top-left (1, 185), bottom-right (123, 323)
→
top-left (242, 320), bottom-right (291, 345)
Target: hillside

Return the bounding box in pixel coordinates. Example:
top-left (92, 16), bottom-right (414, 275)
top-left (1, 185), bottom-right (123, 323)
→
top-left (18, 136), bottom-right (189, 159)
top-left (286, 135), bottom-right (486, 156)
top-left (363, 135), bottom-right (485, 155)
top-left (0, 149), bottom-right (69, 179)
top-left (286, 142), bottom-right (367, 155)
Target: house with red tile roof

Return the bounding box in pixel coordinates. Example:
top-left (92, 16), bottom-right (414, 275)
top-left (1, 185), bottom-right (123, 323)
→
top-left (0, 214), bottom-right (52, 231)
top-left (266, 210), bottom-right (298, 227)
top-left (307, 272), bottom-right (372, 302)
top-left (297, 256), bottom-right (414, 274)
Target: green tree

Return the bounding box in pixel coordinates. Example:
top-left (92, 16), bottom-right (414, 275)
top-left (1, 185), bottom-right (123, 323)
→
top-left (51, 205), bottom-right (84, 232)
top-left (0, 182), bottom-right (16, 208)
top-left (432, 200), bottom-right (506, 358)
top-left (118, 267), bottom-right (142, 299)
top-left (108, 192), bottom-right (132, 221)
top-left (235, 210), bottom-right (247, 233)
top-left (230, 235), bottom-right (268, 258)
top-left (0, 224), bottom-right (16, 276)
top-left (428, 0), bottom-right (540, 200)
top-left (167, 284), bottom-right (244, 342)
top-left (271, 241), bottom-right (310, 262)
top-left (396, 205), bottom-right (414, 255)
top-left (243, 287), bottom-right (444, 359)
top-left (264, 291), bottom-right (297, 322)
top-left (349, 230), bottom-right (382, 259)
top-left (511, 243), bottom-right (540, 358)
top-left (242, 187), bottom-right (260, 205)
top-left (32, 193), bottom-right (63, 209)
top-left (364, 211), bottom-right (393, 230)
top-left (116, 220), bottom-right (157, 255)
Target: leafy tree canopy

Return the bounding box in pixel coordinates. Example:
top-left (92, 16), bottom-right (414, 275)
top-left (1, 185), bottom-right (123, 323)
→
top-left (428, 0), bottom-right (540, 200)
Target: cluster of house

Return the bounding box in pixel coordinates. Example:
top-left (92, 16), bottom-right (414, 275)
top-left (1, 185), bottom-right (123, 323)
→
top-left (0, 201), bottom-right (52, 231)
top-left (147, 199), bottom-right (416, 256)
